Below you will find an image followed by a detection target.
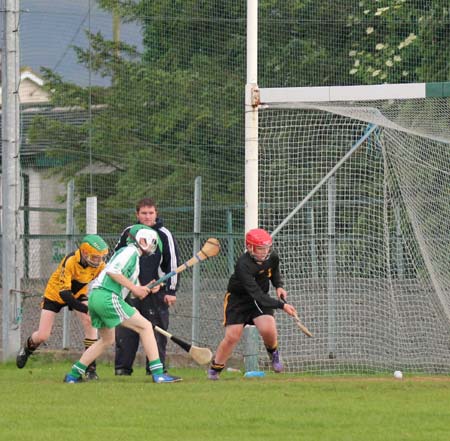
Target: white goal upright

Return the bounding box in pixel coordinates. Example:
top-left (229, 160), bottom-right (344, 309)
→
top-left (245, 0), bottom-right (450, 375)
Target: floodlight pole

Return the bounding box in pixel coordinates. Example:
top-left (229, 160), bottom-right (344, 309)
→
top-left (1, 0), bottom-right (21, 361)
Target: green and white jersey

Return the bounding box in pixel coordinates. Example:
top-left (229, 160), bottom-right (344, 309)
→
top-left (91, 244), bottom-right (140, 299)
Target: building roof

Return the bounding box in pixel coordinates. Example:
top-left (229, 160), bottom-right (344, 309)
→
top-left (0, 67), bottom-right (50, 106)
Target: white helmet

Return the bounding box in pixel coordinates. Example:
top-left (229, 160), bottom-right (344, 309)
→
top-left (128, 225), bottom-right (159, 255)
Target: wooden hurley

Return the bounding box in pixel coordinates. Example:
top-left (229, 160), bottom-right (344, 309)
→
top-left (146, 238), bottom-right (220, 290)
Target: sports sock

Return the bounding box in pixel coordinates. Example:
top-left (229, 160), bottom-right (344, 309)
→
top-left (83, 338), bottom-right (97, 349)
top-left (84, 338), bottom-right (98, 371)
top-left (210, 360), bottom-right (225, 373)
top-left (27, 336), bottom-right (39, 352)
top-left (148, 358), bottom-right (164, 375)
top-left (69, 361), bottom-right (87, 379)
top-left (265, 343), bottom-right (278, 355)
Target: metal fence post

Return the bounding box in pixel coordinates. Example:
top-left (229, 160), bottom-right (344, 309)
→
top-left (1, 0), bottom-right (22, 361)
top-left (62, 180), bottom-right (75, 349)
top-left (191, 176), bottom-right (202, 345)
top-left (244, 325), bottom-right (259, 372)
top-left (227, 209), bottom-right (234, 276)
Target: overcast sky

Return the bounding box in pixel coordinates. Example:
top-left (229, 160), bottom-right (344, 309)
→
top-left (20, 0), bottom-right (142, 86)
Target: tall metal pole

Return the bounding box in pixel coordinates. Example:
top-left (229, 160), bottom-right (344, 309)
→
top-left (63, 180), bottom-right (75, 349)
top-left (226, 210), bottom-right (234, 276)
top-left (245, 0), bottom-right (259, 233)
top-left (113, 6), bottom-right (120, 60)
top-left (327, 177), bottom-right (337, 359)
top-left (244, 0), bottom-right (260, 370)
top-left (191, 176), bottom-right (202, 345)
top-left (86, 196), bottom-right (98, 234)
top-left (1, 0), bottom-right (21, 361)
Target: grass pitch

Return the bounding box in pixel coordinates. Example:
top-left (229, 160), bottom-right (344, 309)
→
top-left (1, 359), bottom-right (450, 441)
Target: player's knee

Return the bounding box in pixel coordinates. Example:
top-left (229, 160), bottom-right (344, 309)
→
top-left (79, 314), bottom-right (92, 327)
top-left (224, 332), bottom-right (241, 346)
top-left (100, 335), bottom-right (115, 347)
top-left (140, 320), bottom-right (154, 334)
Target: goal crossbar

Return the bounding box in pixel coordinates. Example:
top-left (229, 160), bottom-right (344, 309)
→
top-left (260, 82), bottom-right (450, 104)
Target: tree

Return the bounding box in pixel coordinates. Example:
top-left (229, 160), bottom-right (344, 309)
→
top-left (347, 0), bottom-right (450, 84)
top-left (28, 2), bottom-right (247, 233)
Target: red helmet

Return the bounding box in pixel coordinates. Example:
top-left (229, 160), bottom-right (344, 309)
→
top-left (245, 228), bottom-right (273, 262)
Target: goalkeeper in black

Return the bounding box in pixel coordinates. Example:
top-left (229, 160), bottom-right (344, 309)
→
top-left (207, 228), bottom-right (297, 380)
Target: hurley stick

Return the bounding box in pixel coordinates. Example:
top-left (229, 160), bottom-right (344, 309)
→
top-left (281, 298), bottom-right (313, 338)
top-left (146, 238), bottom-right (220, 290)
top-left (153, 326), bottom-right (213, 365)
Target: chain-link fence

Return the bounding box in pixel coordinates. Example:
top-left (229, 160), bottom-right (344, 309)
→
top-left (2, 202), bottom-right (246, 363)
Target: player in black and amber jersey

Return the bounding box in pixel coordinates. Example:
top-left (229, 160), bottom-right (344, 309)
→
top-left (16, 235), bottom-right (108, 379)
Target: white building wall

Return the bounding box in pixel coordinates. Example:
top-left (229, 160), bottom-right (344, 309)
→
top-left (27, 170), bottom-right (66, 280)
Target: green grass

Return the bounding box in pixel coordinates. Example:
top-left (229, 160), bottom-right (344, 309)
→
top-left (2, 359), bottom-right (450, 441)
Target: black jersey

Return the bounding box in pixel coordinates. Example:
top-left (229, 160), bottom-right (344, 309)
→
top-left (227, 251), bottom-right (285, 310)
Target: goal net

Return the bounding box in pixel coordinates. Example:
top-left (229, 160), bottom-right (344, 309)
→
top-left (257, 86), bottom-right (450, 374)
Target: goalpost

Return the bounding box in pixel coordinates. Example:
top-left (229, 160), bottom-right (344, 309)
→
top-left (246, 0), bottom-right (450, 374)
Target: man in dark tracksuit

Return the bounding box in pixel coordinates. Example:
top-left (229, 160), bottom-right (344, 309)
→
top-left (114, 198), bottom-right (180, 375)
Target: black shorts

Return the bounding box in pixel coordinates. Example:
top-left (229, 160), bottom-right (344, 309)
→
top-left (41, 295), bottom-right (88, 313)
top-left (223, 292), bottom-right (274, 326)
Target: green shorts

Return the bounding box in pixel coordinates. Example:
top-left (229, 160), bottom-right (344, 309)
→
top-left (88, 287), bottom-right (136, 329)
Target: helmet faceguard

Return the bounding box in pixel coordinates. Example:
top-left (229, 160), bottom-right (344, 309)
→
top-left (245, 228), bottom-right (273, 262)
top-left (79, 234), bottom-right (108, 267)
top-left (127, 225), bottom-right (159, 255)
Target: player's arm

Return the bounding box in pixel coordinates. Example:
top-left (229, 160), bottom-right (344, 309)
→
top-left (59, 290), bottom-right (88, 313)
top-left (58, 257), bottom-right (88, 313)
top-left (268, 254), bottom-right (297, 316)
top-left (269, 253), bottom-right (287, 300)
top-left (105, 247), bottom-right (150, 299)
top-left (159, 229), bottom-right (180, 294)
top-left (235, 260), bottom-right (284, 309)
top-left (106, 271), bottom-right (150, 299)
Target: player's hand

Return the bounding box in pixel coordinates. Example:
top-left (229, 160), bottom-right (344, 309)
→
top-left (164, 294), bottom-right (177, 307)
top-left (132, 285), bottom-right (151, 299)
top-left (276, 287), bottom-right (288, 301)
top-left (280, 295), bottom-right (297, 317)
top-left (148, 279), bottom-right (161, 294)
top-left (282, 303), bottom-right (297, 317)
top-left (76, 301), bottom-right (89, 314)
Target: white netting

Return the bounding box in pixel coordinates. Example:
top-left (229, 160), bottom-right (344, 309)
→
top-left (258, 97), bottom-right (450, 373)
